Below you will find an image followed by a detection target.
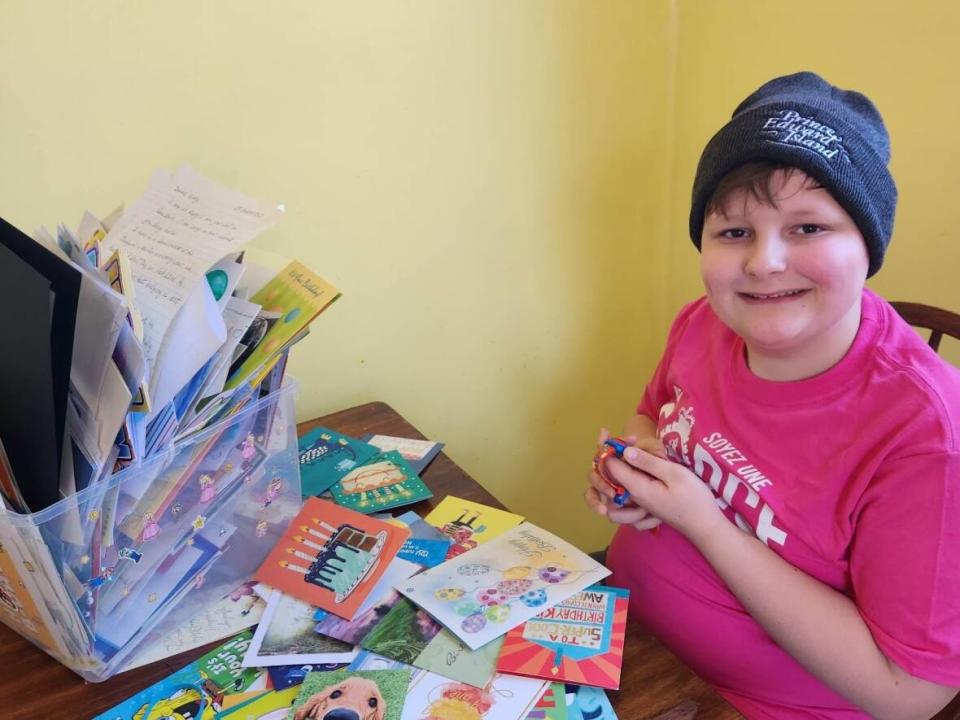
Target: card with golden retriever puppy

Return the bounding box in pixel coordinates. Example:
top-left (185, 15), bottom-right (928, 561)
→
top-left (290, 668), bottom-right (411, 720)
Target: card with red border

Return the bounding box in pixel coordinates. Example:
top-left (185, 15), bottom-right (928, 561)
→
top-left (254, 497), bottom-right (409, 619)
top-left (496, 585), bottom-right (628, 689)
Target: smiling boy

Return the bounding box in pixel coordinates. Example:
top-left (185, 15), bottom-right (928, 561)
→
top-left (585, 73), bottom-right (960, 719)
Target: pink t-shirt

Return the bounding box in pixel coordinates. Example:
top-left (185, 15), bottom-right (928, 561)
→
top-left (607, 289), bottom-right (960, 719)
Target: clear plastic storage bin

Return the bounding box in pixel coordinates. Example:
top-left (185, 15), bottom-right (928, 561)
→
top-left (0, 381), bottom-right (301, 681)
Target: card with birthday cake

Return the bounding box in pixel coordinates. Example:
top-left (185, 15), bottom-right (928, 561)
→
top-left (329, 450), bottom-right (433, 513)
top-left (254, 497), bottom-right (409, 619)
top-left (397, 522), bottom-right (610, 650)
top-left (496, 585), bottom-right (629, 689)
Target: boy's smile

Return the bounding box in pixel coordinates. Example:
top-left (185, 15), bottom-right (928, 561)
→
top-left (700, 169), bottom-right (869, 381)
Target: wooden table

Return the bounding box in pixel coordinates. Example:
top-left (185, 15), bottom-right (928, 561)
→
top-left (0, 401), bottom-right (740, 720)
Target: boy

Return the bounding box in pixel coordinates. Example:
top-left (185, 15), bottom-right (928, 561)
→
top-left (584, 72), bottom-right (960, 719)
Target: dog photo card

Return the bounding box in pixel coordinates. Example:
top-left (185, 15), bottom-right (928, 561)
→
top-left (329, 450), bottom-right (433, 514)
top-left (242, 589), bottom-right (358, 667)
top-left (254, 497), bottom-right (409, 619)
top-left (290, 668), bottom-right (412, 720)
top-left (398, 522), bottom-right (610, 650)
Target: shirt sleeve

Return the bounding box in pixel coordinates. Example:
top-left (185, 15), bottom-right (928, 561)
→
top-left (637, 301), bottom-right (702, 422)
top-left (849, 450), bottom-right (960, 685)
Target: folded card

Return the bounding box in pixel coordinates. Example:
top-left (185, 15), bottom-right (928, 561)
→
top-left (397, 522), bottom-right (609, 650)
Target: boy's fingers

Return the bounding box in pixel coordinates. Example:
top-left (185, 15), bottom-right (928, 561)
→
top-left (621, 446), bottom-right (672, 476)
top-left (607, 504), bottom-right (653, 525)
top-left (584, 487), bottom-right (609, 516)
top-left (588, 469), bottom-right (615, 499)
top-left (631, 516), bottom-right (662, 532)
top-left (597, 428), bottom-right (610, 444)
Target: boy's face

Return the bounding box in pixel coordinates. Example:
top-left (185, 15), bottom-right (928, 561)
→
top-left (700, 169), bottom-right (869, 375)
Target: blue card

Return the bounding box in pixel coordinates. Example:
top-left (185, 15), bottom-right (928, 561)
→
top-left (397, 537), bottom-right (451, 568)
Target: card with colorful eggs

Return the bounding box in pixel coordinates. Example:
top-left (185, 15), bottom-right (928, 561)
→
top-left (396, 522), bottom-right (610, 650)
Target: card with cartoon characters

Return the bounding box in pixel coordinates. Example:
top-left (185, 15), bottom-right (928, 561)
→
top-left (397, 523), bottom-right (610, 650)
top-left (424, 496), bottom-right (524, 559)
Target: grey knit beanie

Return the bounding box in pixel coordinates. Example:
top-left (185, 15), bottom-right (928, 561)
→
top-left (689, 72), bottom-right (897, 277)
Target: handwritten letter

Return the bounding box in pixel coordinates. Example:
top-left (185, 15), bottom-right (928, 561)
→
top-left (102, 166), bottom-right (282, 369)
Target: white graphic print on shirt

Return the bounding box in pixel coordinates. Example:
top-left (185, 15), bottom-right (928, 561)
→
top-left (658, 385), bottom-right (788, 548)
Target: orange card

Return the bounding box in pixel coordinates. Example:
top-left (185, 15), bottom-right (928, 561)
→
top-left (254, 498), bottom-right (409, 620)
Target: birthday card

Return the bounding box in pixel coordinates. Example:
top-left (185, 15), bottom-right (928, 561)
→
top-left (496, 585), bottom-right (629, 689)
top-left (254, 497), bottom-right (409, 619)
top-left (397, 522), bottom-right (610, 650)
top-left (298, 426), bottom-right (380, 497)
top-left (329, 450), bottom-right (433, 513)
top-left (424, 496), bottom-right (524, 558)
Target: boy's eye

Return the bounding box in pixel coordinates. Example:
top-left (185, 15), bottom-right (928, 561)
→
top-left (796, 223), bottom-right (824, 234)
top-left (719, 228), bottom-right (749, 240)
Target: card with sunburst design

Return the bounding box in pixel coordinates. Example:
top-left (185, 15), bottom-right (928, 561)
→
top-left (496, 585), bottom-right (628, 690)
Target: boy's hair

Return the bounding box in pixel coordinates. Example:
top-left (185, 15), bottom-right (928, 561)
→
top-left (689, 72), bottom-right (897, 277)
top-left (706, 161), bottom-right (821, 219)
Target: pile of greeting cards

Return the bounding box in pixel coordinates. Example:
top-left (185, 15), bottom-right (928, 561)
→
top-left (98, 460), bottom-right (629, 720)
top-left (0, 168), bottom-right (348, 679)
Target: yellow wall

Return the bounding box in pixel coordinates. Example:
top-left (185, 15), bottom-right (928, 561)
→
top-left (0, 2), bottom-right (673, 550)
top-left (2, 2), bottom-right (957, 551)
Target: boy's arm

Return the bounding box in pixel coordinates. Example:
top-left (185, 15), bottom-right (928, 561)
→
top-left (697, 516), bottom-right (958, 720)
top-left (609, 450), bottom-right (958, 720)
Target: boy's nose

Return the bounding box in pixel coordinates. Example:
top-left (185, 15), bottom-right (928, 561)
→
top-left (744, 234), bottom-right (788, 277)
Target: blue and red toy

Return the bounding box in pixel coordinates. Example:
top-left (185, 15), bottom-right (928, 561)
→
top-left (592, 437), bottom-right (631, 507)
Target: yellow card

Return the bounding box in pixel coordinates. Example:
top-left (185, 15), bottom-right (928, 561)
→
top-left (424, 496), bottom-right (524, 558)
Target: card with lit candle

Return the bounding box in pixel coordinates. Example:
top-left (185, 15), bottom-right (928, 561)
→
top-left (254, 497), bottom-right (409, 619)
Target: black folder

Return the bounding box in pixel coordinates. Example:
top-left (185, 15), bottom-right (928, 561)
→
top-left (0, 217), bottom-right (80, 511)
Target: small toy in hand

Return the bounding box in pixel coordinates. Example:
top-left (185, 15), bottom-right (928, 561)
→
top-left (593, 437), bottom-right (631, 507)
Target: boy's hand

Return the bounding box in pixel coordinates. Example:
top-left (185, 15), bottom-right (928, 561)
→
top-left (604, 446), bottom-right (726, 547)
top-left (584, 429), bottom-right (666, 532)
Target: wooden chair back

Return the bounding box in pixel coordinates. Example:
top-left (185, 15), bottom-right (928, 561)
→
top-left (891, 301), bottom-right (960, 718)
top-left (890, 301), bottom-right (960, 354)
